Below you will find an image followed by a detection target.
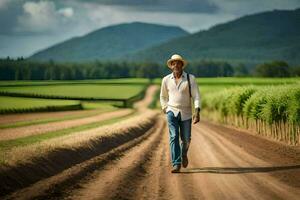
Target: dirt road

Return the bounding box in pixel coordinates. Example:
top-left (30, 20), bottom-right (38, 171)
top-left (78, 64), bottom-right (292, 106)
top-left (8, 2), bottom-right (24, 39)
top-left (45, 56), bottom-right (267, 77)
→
top-left (2, 85), bottom-right (300, 200)
top-left (57, 120), bottom-right (300, 200)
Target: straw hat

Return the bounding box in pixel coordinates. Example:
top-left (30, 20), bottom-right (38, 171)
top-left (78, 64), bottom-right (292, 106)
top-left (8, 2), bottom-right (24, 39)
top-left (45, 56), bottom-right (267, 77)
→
top-left (167, 54), bottom-right (187, 69)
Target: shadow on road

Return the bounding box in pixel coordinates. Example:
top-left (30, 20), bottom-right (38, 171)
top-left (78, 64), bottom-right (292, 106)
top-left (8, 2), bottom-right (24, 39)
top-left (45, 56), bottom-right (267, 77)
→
top-left (180, 164), bottom-right (300, 174)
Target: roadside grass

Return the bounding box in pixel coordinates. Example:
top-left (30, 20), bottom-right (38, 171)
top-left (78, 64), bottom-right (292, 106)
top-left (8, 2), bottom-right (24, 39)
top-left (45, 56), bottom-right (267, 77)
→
top-left (0, 110), bottom-right (157, 166)
top-left (0, 110), bottom-right (136, 154)
top-left (0, 110), bottom-right (114, 129)
top-left (0, 84), bottom-right (145, 99)
top-left (0, 96), bottom-right (82, 114)
top-left (0, 78), bottom-right (150, 86)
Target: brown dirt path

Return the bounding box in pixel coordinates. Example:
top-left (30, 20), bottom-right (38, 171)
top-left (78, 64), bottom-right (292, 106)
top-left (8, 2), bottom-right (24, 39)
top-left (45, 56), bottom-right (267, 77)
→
top-left (134, 85), bottom-right (158, 112)
top-left (7, 115), bottom-right (299, 200)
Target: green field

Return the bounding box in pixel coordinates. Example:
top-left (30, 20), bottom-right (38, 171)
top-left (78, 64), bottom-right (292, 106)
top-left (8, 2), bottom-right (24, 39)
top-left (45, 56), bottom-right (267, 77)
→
top-left (154, 77), bottom-right (300, 95)
top-left (0, 96), bottom-right (82, 113)
top-left (196, 77), bottom-right (300, 85)
top-left (154, 77), bottom-right (300, 85)
top-left (0, 84), bottom-right (145, 99)
top-left (1, 77), bottom-right (299, 114)
top-left (0, 80), bottom-right (149, 113)
top-left (0, 111), bottom-right (136, 153)
top-left (0, 103), bottom-right (117, 129)
top-left (0, 78), bottom-right (150, 86)
top-left (201, 84), bottom-right (300, 144)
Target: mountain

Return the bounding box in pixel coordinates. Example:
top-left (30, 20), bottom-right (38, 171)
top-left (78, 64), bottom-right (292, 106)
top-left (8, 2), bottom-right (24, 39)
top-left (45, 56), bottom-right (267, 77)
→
top-left (125, 8), bottom-right (300, 66)
top-left (29, 22), bottom-right (189, 62)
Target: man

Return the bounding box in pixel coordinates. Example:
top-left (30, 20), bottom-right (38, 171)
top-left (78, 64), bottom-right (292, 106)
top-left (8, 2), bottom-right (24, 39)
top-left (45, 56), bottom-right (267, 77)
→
top-left (160, 54), bottom-right (201, 173)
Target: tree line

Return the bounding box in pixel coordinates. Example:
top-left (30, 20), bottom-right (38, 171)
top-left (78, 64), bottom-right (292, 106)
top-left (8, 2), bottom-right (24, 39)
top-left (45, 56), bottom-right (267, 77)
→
top-left (0, 57), bottom-right (299, 80)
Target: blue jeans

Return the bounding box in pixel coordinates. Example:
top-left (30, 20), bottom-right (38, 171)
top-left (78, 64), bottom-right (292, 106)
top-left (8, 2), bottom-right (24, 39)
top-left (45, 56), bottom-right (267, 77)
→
top-left (166, 111), bottom-right (192, 167)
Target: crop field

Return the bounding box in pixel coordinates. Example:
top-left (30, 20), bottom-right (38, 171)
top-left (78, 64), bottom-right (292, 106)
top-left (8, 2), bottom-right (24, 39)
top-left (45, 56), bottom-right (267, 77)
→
top-left (0, 96), bottom-right (82, 114)
top-left (153, 77), bottom-right (300, 85)
top-left (0, 84), bottom-right (145, 99)
top-left (0, 81), bottom-right (148, 113)
top-left (202, 84), bottom-right (300, 145)
top-left (0, 78), bottom-right (300, 199)
top-left (0, 78), bottom-right (150, 86)
top-left (198, 77), bottom-right (300, 95)
top-left (196, 77), bottom-right (300, 85)
top-left (154, 77), bottom-right (300, 94)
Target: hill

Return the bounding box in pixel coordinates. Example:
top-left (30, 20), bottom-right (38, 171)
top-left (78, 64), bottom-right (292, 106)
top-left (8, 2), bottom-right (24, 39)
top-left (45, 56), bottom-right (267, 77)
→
top-left (126, 8), bottom-right (300, 67)
top-left (29, 22), bottom-right (189, 62)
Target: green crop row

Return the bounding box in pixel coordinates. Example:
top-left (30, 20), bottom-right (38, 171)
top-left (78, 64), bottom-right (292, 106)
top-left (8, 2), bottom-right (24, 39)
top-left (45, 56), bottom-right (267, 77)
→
top-left (153, 77), bottom-right (300, 85)
top-left (0, 84), bottom-right (148, 108)
top-left (0, 96), bottom-right (83, 114)
top-left (196, 77), bottom-right (300, 85)
top-left (0, 84), bottom-right (145, 99)
top-left (0, 78), bottom-right (150, 87)
top-left (148, 88), bottom-right (160, 109)
top-left (202, 84), bottom-right (300, 145)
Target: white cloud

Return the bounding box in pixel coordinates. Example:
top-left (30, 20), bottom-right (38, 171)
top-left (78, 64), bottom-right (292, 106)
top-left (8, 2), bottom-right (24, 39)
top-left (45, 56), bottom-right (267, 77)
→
top-left (58, 7), bottom-right (74, 18)
top-left (18, 1), bottom-right (58, 32)
top-left (15, 1), bottom-right (74, 33)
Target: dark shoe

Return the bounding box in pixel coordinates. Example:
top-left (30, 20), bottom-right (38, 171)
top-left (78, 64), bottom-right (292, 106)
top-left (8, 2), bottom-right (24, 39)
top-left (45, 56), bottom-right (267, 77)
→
top-left (171, 165), bottom-right (181, 173)
top-left (182, 156), bottom-right (189, 168)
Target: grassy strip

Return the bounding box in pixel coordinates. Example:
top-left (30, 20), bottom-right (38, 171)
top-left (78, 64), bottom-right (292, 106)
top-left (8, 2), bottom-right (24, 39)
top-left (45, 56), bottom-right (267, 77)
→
top-left (0, 78), bottom-right (150, 87)
top-left (0, 96), bottom-right (84, 114)
top-left (0, 111), bottom-right (136, 152)
top-left (0, 103), bottom-right (83, 114)
top-left (0, 101), bottom-right (117, 129)
top-left (125, 84), bottom-right (149, 107)
top-left (148, 87), bottom-right (160, 109)
top-left (0, 108), bottom-right (116, 129)
top-left (0, 111), bottom-right (157, 195)
top-left (0, 84), bottom-right (145, 99)
top-left (153, 77), bottom-right (300, 85)
top-left (0, 84), bottom-right (147, 108)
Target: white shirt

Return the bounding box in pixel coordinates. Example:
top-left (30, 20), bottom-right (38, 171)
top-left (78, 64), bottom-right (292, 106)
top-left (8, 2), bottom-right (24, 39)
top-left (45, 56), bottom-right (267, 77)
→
top-left (160, 71), bottom-right (201, 121)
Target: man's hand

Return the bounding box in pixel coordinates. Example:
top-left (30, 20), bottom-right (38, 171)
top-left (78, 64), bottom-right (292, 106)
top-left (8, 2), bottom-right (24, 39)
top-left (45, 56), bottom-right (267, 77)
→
top-left (162, 107), bottom-right (167, 114)
top-left (193, 108), bottom-right (200, 124)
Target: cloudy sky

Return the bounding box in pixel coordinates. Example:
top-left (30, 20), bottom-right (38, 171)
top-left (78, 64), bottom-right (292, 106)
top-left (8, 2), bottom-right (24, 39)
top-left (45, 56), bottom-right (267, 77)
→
top-left (0, 0), bottom-right (299, 58)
